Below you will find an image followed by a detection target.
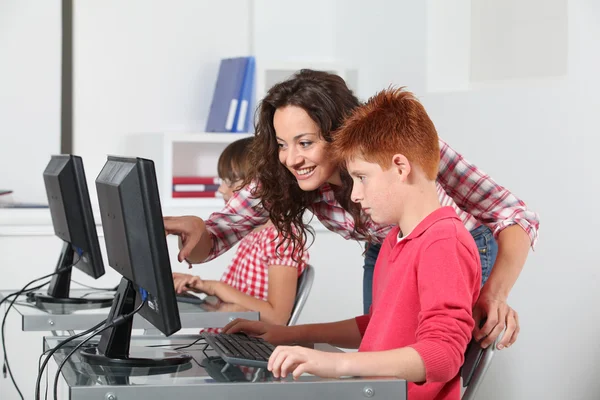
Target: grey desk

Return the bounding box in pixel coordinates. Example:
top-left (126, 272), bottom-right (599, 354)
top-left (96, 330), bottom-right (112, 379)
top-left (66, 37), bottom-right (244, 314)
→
top-left (0, 289), bottom-right (258, 331)
top-left (44, 335), bottom-right (407, 400)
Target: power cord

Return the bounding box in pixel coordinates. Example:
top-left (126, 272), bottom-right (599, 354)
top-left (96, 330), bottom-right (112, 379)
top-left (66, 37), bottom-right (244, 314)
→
top-left (37, 348), bottom-right (51, 400)
top-left (70, 280), bottom-right (116, 291)
top-left (52, 293), bottom-right (147, 400)
top-left (174, 336), bottom-right (207, 351)
top-left (1, 261), bottom-right (78, 400)
top-left (35, 319), bottom-right (106, 400)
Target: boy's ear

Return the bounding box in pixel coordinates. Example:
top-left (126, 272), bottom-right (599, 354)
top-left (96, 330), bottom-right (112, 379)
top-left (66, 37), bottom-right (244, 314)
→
top-left (392, 154), bottom-right (411, 181)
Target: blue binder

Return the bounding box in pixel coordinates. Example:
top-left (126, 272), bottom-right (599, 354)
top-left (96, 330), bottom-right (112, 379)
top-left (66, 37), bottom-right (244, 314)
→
top-left (232, 56), bottom-right (255, 133)
top-left (205, 57), bottom-right (249, 132)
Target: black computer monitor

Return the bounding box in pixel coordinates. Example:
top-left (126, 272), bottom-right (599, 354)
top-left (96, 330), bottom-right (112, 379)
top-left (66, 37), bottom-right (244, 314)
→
top-left (30, 155), bottom-right (113, 307)
top-left (81, 156), bottom-right (191, 368)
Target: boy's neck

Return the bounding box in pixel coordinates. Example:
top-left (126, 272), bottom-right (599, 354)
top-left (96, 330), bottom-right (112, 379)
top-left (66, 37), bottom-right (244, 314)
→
top-left (397, 180), bottom-right (441, 237)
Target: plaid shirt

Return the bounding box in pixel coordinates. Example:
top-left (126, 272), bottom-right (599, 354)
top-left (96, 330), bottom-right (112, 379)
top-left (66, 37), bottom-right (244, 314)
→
top-left (220, 225), bottom-right (307, 300)
top-left (202, 225), bottom-right (307, 333)
top-left (204, 138), bottom-right (540, 261)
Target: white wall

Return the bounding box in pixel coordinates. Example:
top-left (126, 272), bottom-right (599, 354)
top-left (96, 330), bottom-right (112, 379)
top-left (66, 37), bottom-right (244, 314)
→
top-left (470, 0), bottom-right (568, 83)
top-left (334, 0), bottom-right (428, 100)
top-left (426, 0), bottom-right (471, 92)
top-left (73, 0), bottom-right (252, 206)
top-left (423, 2), bottom-right (596, 397)
top-left (0, 0), bottom-right (61, 203)
top-left (253, 0), bottom-right (337, 64)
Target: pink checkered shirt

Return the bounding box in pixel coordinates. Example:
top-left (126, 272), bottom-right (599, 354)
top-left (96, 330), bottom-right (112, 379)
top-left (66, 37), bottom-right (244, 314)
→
top-left (204, 138), bottom-right (540, 261)
top-left (220, 225), bottom-right (307, 299)
top-left (202, 225), bottom-right (308, 333)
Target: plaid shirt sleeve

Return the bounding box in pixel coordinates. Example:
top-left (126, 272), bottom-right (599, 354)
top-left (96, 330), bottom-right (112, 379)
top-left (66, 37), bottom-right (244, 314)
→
top-left (203, 182), bottom-right (270, 261)
top-left (436, 138), bottom-right (540, 246)
top-left (262, 228), bottom-right (309, 273)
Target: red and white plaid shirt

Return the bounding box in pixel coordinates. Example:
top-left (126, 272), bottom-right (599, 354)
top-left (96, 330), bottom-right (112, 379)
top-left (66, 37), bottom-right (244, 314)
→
top-left (202, 225), bottom-right (308, 333)
top-left (219, 225), bottom-right (308, 300)
top-left (204, 138), bottom-right (540, 261)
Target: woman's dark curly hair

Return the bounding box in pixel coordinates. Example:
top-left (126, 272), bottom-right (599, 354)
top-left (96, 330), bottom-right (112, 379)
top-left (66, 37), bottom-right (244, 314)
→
top-left (243, 69), bottom-right (369, 258)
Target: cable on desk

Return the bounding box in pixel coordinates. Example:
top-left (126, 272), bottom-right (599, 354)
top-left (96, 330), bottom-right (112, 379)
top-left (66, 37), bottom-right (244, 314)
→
top-left (1, 257), bottom-right (79, 400)
top-left (70, 280), bottom-right (117, 292)
top-left (35, 319), bottom-right (106, 400)
top-left (174, 336), bottom-right (207, 351)
top-left (51, 298), bottom-right (147, 400)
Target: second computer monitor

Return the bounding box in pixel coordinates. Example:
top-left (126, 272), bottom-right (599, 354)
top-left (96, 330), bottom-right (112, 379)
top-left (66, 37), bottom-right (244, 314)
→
top-left (34, 155), bottom-right (113, 306)
top-left (83, 156), bottom-right (189, 368)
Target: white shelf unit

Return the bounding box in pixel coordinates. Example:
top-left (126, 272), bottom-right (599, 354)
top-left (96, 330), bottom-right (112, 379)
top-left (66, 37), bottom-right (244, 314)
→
top-left (256, 61), bottom-right (358, 104)
top-left (125, 132), bottom-right (253, 209)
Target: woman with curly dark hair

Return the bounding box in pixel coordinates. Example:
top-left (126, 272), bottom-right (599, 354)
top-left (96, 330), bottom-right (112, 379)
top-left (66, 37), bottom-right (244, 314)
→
top-left (164, 69), bottom-right (539, 350)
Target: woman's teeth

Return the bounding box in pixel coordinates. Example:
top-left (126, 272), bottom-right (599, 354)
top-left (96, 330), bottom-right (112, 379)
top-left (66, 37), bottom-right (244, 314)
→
top-left (297, 167), bottom-right (315, 175)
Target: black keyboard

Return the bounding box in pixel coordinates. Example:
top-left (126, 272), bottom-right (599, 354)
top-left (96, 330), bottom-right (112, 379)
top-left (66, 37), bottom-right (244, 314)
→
top-left (201, 356), bottom-right (248, 382)
top-left (176, 292), bottom-right (206, 305)
top-left (200, 332), bottom-right (276, 368)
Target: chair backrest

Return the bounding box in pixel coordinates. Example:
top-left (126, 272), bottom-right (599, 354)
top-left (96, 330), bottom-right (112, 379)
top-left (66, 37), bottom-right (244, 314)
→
top-left (287, 264), bottom-right (315, 326)
top-left (461, 331), bottom-right (503, 399)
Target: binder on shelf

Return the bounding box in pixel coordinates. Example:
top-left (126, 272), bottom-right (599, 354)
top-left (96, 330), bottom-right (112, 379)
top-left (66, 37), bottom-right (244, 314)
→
top-left (232, 56), bottom-right (255, 133)
top-left (205, 57), bottom-right (250, 133)
top-left (172, 191), bottom-right (222, 199)
top-left (173, 176), bottom-right (221, 185)
top-left (173, 184), bottom-right (220, 192)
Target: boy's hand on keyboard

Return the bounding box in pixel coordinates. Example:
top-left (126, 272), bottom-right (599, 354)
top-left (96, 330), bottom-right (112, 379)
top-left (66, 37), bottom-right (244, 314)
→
top-left (268, 346), bottom-right (343, 380)
top-left (223, 319), bottom-right (292, 345)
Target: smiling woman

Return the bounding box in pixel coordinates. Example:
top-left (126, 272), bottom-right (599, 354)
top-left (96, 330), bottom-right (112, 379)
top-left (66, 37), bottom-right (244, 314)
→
top-left (274, 107), bottom-right (341, 188)
top-left (248, 70), bottom-right (368, 255)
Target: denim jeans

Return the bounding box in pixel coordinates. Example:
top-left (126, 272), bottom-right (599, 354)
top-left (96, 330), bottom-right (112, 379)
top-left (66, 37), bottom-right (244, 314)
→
top-left (362, 225), bottom-right (499, 314)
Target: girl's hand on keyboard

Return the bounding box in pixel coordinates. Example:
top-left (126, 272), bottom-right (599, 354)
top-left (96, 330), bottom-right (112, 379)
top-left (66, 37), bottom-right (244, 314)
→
top-left (173, 272), bottom-right (216, 295)
top-left (173, 272), bottom-right (201, 294)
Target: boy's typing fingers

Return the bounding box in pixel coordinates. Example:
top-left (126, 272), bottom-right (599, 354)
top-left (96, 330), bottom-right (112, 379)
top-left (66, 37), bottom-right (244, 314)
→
top-left (292, 363), bottom-right (308, 380)
top-left (280, 356), bottom-right (302, 379)
top-left (269, 346), bottom-right (299, 378)
top-left (267, 346), bottom-right (286, 378)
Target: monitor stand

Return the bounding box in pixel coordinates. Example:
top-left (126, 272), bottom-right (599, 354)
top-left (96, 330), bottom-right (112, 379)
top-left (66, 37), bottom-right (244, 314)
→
top-left (27, 242), bottom-right (114, 307)
top-left (80, 278), bottom-right (192, 369)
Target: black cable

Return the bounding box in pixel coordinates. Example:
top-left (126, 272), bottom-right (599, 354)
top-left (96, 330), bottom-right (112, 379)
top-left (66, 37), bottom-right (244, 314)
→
top-left (70, 280), bottom-right (116, 291)
top-left (37, 348), bottom-right (52, 400)
top-left (35, 319), bottom-right (106, 400)
top-left (52, 299), bottom-right (146, 400)
top-left (1, 263), bottom-right (76, 400)
top-left (174, 337), bottom-right (206, 351)
top-left (0, 281), bottom-right (49, 308)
